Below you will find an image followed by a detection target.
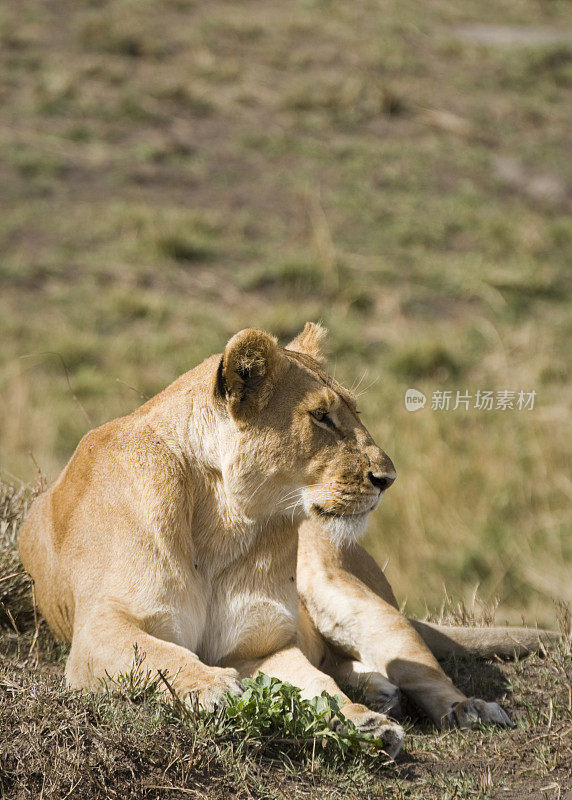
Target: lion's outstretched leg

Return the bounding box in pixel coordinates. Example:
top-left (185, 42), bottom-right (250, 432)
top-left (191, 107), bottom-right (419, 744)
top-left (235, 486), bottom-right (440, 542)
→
top-left (66, 603), bottom-right (243, 712)
top-left (228, 644), bottom-right (405, 758)
top-left (297, 521), bottom-right (513, 728)
top-left (313, 523), bottom-right (560, 659)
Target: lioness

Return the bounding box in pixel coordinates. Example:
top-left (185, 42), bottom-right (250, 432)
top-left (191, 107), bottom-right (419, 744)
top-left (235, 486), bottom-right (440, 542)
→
top-left (19, 323), bottom-right (554, 757)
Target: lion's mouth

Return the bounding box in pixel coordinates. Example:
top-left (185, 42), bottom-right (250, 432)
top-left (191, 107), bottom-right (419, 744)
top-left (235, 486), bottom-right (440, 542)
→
top-left (312, 504), bottom-right (369, 520)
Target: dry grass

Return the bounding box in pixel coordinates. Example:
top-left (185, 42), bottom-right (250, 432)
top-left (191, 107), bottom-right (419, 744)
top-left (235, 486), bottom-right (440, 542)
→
top-left (0, 480), bottom-right (43, 631)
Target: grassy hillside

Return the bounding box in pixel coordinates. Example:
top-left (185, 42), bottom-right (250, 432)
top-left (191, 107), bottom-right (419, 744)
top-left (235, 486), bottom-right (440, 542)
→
top-left (1, 0), bottom-right (571, 625)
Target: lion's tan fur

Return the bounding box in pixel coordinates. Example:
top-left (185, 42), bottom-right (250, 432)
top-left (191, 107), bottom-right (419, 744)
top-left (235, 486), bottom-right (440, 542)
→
top-left (19, 324), bottom-right (556, 755)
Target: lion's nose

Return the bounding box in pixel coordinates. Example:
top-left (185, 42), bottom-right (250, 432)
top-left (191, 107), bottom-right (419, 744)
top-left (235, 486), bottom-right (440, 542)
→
top-left (368, 471), bottom-right (396, 492)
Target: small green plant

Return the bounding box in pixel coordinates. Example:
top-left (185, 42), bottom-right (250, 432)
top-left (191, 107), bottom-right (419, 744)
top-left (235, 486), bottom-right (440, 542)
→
top-left (211, 672), bottom-right (388, 758)
top-left (101, 644), bottom-right (164, 704)
top-left (103, 660), bottom-right (391, 762)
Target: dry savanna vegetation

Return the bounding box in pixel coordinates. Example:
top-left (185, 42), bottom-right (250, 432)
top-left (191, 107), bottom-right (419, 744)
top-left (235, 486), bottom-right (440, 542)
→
top-left (0, 0), bottom-right (571, 797)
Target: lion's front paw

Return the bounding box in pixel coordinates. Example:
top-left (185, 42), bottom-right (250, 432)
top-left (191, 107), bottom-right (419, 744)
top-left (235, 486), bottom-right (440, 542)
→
top-left (182, 667), bottom-right (244, 712)
top-left (445, 698), bottom-right (514, 730)
top-left (339, 702), bottom-right (405, 759)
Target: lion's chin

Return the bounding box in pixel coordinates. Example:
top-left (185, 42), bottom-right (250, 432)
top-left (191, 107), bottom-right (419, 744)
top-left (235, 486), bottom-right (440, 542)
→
top-left (311, 508), bottom-right (370, 546)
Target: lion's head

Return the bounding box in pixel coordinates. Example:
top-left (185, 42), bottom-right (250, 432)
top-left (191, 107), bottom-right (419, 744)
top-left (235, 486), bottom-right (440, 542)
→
top-left (214, 322), bottom-right (396, 545)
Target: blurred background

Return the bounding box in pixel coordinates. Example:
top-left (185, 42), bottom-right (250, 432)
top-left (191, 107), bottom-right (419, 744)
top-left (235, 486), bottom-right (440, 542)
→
top-left (1, 0), bottom-right (570, 626)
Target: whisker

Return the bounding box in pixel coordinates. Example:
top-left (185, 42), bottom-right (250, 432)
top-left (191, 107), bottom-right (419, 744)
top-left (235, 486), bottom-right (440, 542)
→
top-left (245, 474), bottom-right (270, 504)
top-left (351, 369), bottom-right (368, 396)
top-left (290, 497), bottom-right (304, 525)
top-left (276, 484), bottom-right (322, 508)
top-left (355, 375), bottom-right (380, 398)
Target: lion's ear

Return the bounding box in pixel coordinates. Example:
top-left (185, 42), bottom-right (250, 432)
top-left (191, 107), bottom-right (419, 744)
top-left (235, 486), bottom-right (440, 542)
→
top-left (286, 322), bottom-right (327, 365)
top-left (221, 328), bottom-right (280, 417)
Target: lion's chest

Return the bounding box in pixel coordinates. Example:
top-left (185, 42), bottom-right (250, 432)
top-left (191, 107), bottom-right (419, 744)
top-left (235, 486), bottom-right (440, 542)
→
top-left (177, 533), bottom-right (299, 666)
top-left (197, 573), bottom-right (298, 666)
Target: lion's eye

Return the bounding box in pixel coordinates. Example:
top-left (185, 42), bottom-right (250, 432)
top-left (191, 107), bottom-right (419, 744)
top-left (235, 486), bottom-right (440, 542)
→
top-left (310, 409), bottom-right (335, 429)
